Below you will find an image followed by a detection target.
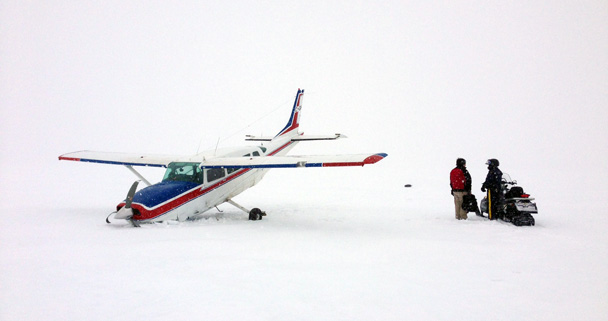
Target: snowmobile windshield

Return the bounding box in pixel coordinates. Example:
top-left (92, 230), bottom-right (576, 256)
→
top-left (502, 173), bottom-right (516, 185)
top-left (162, 162), bottom-right (204, 184)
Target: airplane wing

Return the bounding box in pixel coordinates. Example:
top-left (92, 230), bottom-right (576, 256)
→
top-left (200, 153), bottom-right (387, 169)
top-left (58, 150), bottom-right (184, 167)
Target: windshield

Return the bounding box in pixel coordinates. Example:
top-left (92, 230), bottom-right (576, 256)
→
top-left (162, 162), bottom-right (204, 184)
top-left (501, 173), bottom-right (517, 185)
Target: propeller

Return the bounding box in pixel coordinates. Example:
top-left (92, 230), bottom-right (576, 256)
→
top-left (110, 181), bottom-right (141, 226)
top-left (124, 180), bottom-right (140, 209)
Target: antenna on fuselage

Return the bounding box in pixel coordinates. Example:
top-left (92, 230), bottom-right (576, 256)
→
top-left (214, 137), bottom-right (220, 156)
top-left (196, 136), bottom-right (204, 154)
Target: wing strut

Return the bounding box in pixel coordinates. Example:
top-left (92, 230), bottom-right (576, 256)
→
top-left (125, 165), bottom-right (152, 186)
top-left (226, 199), bottom-right (250, 213)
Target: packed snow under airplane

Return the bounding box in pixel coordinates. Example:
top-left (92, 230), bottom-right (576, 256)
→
top-left (59, 89), bottom-right (387, 226)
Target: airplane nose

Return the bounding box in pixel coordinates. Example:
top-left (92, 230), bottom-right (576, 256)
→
top-left (114, 206), bottom-right (133, 220)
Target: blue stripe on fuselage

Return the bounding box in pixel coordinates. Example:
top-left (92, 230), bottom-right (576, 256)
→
top-left (133, 181), bottom-right (200, 208)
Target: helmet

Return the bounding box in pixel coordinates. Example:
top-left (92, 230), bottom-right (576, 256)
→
top-left (485, 159), bottom-right (500, 167)
top-left (456, 158), bottom-right (466, 167)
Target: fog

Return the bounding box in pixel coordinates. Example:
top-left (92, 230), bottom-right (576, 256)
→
top-left (1, 1), bottom-right (606, 209)
top-left (1, 1), bottom-right (607, 320)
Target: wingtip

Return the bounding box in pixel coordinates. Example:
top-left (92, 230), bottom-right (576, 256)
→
top-left (363, 153), bottom-right (388, 165)
top-left (58, 155), bottom-right (80, 162)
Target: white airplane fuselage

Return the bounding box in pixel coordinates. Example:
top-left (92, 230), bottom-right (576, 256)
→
top-left (116, 136), bottom-right (299, 223)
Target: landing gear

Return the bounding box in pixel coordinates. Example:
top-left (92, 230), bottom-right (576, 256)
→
top-left (226, 199), bottom-right (266, 221)
top-left (248, 208), bottom-right (266, 221)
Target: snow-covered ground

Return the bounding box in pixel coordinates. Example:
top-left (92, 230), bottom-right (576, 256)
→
top-left (2, 1), bottom-right (607, 320)
top-left (1, 169), bottom-right (606, 321)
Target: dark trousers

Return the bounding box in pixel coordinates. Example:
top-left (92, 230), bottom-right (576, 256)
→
top-left (487, 189), bottom-right (501, 220)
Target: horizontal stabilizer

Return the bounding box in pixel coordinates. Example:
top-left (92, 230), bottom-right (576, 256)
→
top-left (292, 134), bottom-right (346, 141)
top-left (245, 133), bottom-right (346, 142)
top-left (200, 153), bottom-right (387, 169)
top-left (58, 150), bottom-right (182, 167)
top-left (245, 135), bottom-right (273, 141)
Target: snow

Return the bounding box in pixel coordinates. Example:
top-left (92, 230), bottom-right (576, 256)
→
top-left (1, 172), bottom-right (607, 320)
top-left (2, 1), bottom-right (607, 320)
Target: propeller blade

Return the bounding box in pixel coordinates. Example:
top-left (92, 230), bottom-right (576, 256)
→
top-left (114, 181), bottom-right (141, 222)
top-left (124, 180), bottom-right (140, 209)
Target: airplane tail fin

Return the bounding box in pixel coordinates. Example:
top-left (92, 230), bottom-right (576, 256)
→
top-left (275, 89), bottom-right (304, 138)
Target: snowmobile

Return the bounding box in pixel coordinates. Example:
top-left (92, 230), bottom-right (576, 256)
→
top-left (480, 174), bottom-right (538, 226)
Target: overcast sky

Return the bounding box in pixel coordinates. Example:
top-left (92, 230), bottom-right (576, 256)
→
top-left (1, 1), bottom-right (606, 209)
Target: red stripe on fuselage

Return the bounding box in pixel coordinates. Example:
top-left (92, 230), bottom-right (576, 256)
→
top-left (268, 141), bottom-right (294, 156)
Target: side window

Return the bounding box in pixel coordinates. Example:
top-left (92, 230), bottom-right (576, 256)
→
top-left (227, 168), bottom-right (238, 175)
top-left (252, 151), bottom-right (260, 156)
top-left (206, 168), bottom-right (226, 183)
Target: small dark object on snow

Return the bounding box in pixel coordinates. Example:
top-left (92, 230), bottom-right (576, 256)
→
top-left (461, 194), bottom-right (480, 214)
top-left (404, 184), bottom-right (412, 188)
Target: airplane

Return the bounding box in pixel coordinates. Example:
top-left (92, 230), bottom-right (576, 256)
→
top-left (59, 89), bottom-right (387, 226)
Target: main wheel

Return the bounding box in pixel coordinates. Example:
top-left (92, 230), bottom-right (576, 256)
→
top-left (249, 208), bottom-right (263, 221)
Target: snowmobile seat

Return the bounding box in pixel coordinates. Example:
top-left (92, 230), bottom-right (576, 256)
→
top-left (506, 186), bottom-right (524, 199)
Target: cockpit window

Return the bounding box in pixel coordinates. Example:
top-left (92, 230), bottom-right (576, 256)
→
top-left (163, 162), bottom-right (204, 184)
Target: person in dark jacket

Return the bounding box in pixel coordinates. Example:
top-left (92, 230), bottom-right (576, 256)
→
top-left (450, 158), bottom-right (472, 220)
top-left (481, 159), bottom-right (503, 220)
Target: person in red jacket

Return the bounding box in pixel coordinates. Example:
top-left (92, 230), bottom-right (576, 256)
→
top-left (450, 158), bottom-right (472, 220)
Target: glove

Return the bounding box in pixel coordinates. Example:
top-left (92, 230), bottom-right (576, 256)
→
top-left (481, 186), bottom-right (486, 192)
